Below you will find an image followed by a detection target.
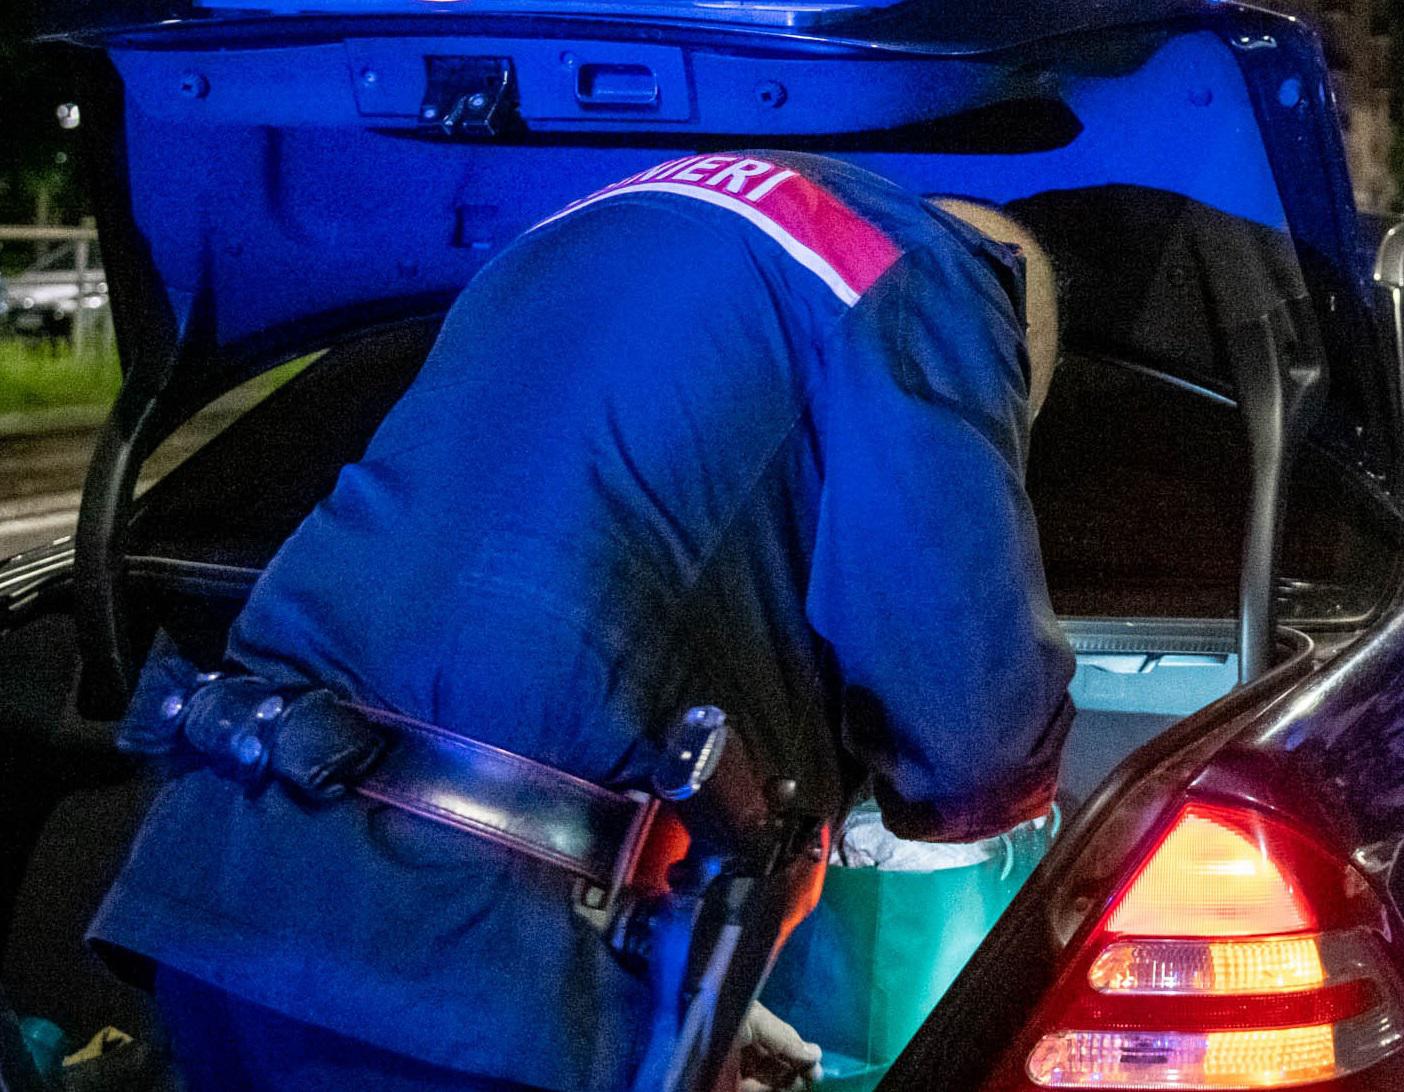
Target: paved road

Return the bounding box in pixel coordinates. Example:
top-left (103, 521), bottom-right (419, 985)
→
top-left (0, 425), bottom-right (103, 503)
top-left (0, 406), bottom-right (246, 558)
top-left (0, 424), bottom-right (96, 556)
top-left (0, 490), bottom-right (80, 558)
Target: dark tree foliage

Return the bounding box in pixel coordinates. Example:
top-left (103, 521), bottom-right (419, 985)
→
top-left (0, 2), bottom-right (87, 250)
top-left (1388, 0), bottom-right (1404, 210)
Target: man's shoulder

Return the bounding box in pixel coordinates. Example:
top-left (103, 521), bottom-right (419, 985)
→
top-left (759, 153), bottom-right (953, 248)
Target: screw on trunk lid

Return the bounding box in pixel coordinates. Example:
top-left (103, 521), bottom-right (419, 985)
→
top-left (755, 81), bottom-right (787, 109)
top-left (179, 72), bottom-right (210, 99)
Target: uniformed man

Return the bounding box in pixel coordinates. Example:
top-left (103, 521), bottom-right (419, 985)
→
top-left (91, 151), bottom-right (1074, 1091)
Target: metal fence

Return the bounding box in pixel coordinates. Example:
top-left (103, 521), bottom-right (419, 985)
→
top-left (0, 223), bottom-right (113, 359)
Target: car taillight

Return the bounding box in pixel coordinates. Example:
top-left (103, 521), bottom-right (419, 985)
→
top-left (1018, 803), bottom-right (1404, 1089)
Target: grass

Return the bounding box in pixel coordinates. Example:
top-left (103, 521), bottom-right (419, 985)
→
top-left (0, 337), bottom-right (320, 423)
top-left (0, 337), bottom-right (122, 416)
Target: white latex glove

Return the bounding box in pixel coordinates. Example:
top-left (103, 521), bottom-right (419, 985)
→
top-left (723, 1001), bottom-right (823, 1091)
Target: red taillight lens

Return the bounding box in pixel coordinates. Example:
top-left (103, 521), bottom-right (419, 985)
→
top-left (1014, 804), bottom-right (1404, 1089)
top-left (1105, 809), bottom-right (1315, 938)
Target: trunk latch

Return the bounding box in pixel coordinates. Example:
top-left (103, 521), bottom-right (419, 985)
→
top-left (419, 57), bottom-right (517, 138)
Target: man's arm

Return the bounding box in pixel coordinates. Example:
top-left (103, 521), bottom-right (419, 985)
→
top-left (805, 237), bottom-right (1075, 843)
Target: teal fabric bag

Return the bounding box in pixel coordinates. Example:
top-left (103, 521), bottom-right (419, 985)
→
top-left (762, 818), bottom-right (1054, 1090)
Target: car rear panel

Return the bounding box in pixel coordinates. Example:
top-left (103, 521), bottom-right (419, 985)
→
top-left (881, 597), bottom-right (1404, 1089)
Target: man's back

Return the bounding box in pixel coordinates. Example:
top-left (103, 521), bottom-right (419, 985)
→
top-left (92, 153), bottom-right (1074, 1090)
top-left (229, 180), bottom-right (842, 802)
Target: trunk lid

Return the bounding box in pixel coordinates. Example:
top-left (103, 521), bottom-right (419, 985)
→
top-left (41, 0), bottom-right (1382, 476)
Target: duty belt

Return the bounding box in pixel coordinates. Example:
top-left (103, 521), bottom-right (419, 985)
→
top-left (122, 673), bottom-right (755, 909)
top-left (119, 667), bottom-right (829, 1092)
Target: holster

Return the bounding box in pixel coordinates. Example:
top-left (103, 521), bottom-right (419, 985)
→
top-left (620, 707), bottom-right (830, 1092)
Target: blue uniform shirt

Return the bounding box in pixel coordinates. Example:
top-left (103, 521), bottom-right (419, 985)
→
top-left (92, 152), bottom-right (1074, 1089)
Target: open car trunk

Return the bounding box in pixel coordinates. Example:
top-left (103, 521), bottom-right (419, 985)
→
top-left (4, 2), bottom-right (1403, 1089)
top-left (0, 348), bottom-right (1324, 1088)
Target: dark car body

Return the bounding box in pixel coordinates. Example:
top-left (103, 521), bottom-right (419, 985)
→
top-left (4, 0), bottom-right (1404, 1088)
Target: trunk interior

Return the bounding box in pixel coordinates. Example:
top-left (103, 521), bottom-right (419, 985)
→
top-left (0, 606), bottom-right (1258, 1080)
top-left (4, 8), bottom-right (1401, 1087)
top-left (0, 337), bottom-right (1389, 1082)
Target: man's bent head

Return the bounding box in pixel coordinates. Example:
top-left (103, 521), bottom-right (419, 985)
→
top-left (929, 197), bottom-right (1060, 420)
